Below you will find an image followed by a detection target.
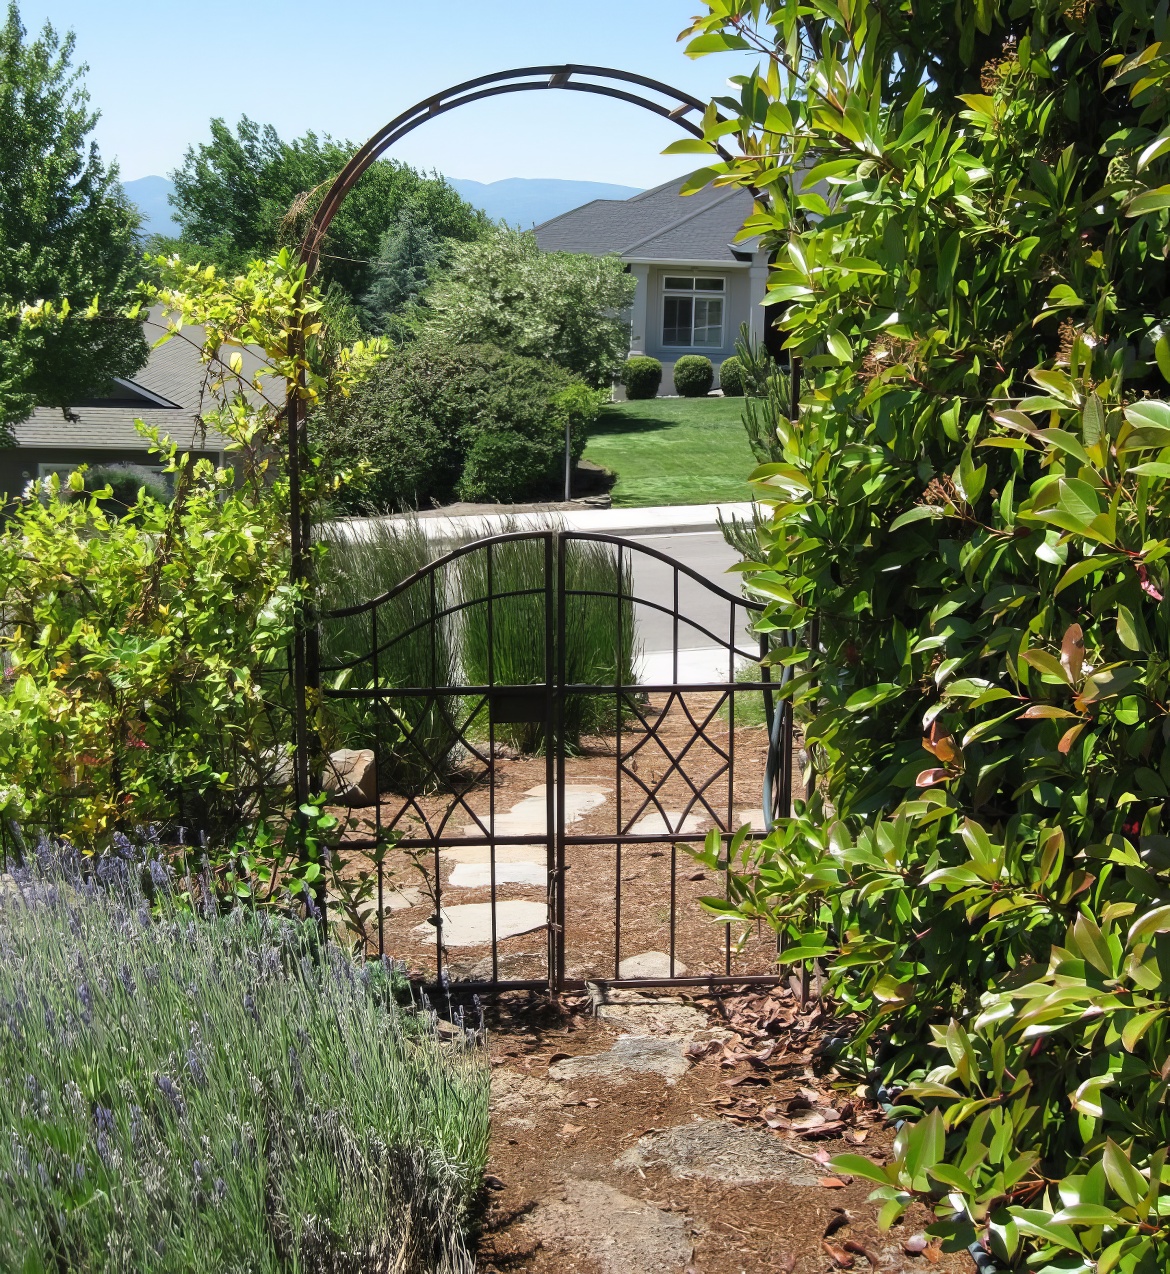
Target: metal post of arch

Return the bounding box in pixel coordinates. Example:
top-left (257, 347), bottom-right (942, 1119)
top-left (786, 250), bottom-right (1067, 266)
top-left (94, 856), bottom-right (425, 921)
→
top-left (287, 65), bottom-right (752, 807)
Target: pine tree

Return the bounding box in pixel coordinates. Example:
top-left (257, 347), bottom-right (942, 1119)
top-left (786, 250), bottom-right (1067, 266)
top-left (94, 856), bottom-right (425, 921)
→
top-left (360, 209), bottom-right (446, 336)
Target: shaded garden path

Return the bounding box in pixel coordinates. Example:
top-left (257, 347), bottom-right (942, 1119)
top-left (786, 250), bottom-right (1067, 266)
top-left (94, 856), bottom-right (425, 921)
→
top-left (470, 987), bottom-right (968, 1274)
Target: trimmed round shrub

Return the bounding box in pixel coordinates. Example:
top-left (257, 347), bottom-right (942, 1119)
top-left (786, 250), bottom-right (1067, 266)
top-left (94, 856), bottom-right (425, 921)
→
top-left (84, 464), bottom-right (170, 516)
top-left (621, 355), bottom-right (662, 400)
top-left (458, 429), bottom-right (557, 503)
top-left (673, 355), bottom-right (714, 397)
top-left (313, 341), bottom-right (602, 511)
top-left (717, 355), bottom-right (745, 397)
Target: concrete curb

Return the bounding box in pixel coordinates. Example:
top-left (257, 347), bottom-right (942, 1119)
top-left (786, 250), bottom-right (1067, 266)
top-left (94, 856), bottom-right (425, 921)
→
top-left (333, 501), bottom-right (759, 546)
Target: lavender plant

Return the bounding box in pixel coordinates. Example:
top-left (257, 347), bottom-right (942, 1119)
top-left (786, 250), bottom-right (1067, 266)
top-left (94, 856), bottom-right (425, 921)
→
top-left (0, 838), bottom-right (489, 1272)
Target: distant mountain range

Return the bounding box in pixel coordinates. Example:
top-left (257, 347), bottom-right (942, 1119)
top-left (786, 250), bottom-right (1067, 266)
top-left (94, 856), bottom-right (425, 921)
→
top-left (447, 177), bottom-right (642, 226)
top-left (123, 175), bottom-right (643, 239)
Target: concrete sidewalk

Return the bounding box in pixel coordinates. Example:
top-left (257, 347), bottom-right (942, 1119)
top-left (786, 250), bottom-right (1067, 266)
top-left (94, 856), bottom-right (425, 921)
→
top-left (336, 500), bottom-right (758, 546)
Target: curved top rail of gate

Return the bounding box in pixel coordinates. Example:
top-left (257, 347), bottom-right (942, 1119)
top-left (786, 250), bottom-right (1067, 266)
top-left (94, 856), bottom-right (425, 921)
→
top-left (321, 529), bottom-right (764, 618)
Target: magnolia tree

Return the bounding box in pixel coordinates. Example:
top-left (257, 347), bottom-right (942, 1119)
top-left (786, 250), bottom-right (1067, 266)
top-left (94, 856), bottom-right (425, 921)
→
top-left (679, 1), bottom-right (1170, 1268)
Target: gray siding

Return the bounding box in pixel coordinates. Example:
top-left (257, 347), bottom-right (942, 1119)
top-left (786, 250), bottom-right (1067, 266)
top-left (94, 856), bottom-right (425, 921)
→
top-left (643, 266), bottom-right (751, 385)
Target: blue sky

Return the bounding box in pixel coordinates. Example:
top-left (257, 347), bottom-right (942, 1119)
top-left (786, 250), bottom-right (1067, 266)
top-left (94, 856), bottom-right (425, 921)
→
top-left (19, 1), bottom-right (751, 187)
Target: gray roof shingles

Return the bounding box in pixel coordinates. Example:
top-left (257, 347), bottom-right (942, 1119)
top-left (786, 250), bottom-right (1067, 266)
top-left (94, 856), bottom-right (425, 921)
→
top-left (7, 306), bottom-right (279, 455)
top-left (533, 176), bottom-right (757, 263)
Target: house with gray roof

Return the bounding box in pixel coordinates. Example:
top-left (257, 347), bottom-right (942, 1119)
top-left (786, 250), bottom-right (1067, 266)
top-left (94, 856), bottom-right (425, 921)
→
top-left (533, 176), bottom-right (770, 395)
top-left (0, 309), bottom-right (231, 500)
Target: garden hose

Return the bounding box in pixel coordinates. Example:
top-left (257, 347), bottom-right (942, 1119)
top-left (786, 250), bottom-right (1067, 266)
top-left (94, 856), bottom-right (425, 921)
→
top-left (870, 1083), bottom-right (1003, 1274)
top-left (761, 630), bottom-right (793, 833)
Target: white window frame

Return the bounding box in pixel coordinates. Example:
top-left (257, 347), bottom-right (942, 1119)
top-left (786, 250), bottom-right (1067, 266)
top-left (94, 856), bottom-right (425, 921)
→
top-left (661, 275), bottom-right (726, 349)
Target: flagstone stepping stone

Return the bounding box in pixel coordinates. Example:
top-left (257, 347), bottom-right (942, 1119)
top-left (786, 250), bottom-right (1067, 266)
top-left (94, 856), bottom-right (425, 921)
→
top-left (736, 806), bottom-right (770, 832)
top-left (548, 1036), bottom-right (690, 1081)
top-left (412, 899), bottom-right (546, 947)
top-left (440, 843), bottom-right (546, 866)
top-left (615, 1119), bottom-right (822, 1185)
top-left (596, 1000), bottom-right (728, 1042)
top-left (627, 809), bottom-right (707, 836)
top-left (459, 783), bottom-right (607, 838)
top-left (523, 1177), bottom-right (692, 1274)
top-left (617, 950), bottom-right (687, 979)
top-left (335, 885), bottom-right (422, 919)
top-left (449, 860), bottom-right (547, 888)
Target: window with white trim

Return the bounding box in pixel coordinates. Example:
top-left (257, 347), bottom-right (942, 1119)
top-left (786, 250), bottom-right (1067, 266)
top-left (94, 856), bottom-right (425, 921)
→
top-left (661, 275), bottom-right (725, 348)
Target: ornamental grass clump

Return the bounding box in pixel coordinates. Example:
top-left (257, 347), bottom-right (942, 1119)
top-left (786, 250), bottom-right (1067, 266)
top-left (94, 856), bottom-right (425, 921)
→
top-left (460, 530), bottom-right (639, 752)
top-left (319, 518), bottom-right (461, 793)
top-left (0, 838), bottom-right (489, 1272)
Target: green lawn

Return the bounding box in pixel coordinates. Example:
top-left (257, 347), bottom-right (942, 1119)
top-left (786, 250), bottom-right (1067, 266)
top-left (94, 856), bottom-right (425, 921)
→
top-left (584, 397), bottom-right (756, 507)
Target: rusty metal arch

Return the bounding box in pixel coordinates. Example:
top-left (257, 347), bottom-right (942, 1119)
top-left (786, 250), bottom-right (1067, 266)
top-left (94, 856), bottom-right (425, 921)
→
top-left (288, 65), bottom-right (745, 805)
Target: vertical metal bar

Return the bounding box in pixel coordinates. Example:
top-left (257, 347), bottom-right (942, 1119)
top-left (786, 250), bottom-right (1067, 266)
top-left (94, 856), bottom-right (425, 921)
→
top-left (669, 840), bottom-right (677, 978)
top-left (549, 532), bottom-right (561, 992)
top-left (726, 602), bottom-right (735, 977)
top-left (614, 540), bottom-right (624, 979)
top-left (672, 566), bottom-right (679, 684)
top-left (287, 354), bottom-right (308, 810)
top-left (487, 544), bottom-right (498, 985)
top-left (430, 570), bottom-right (442, 982)
top-left (564, 417), bottom-right (572, 502)
top-left (372, 606), bottom-right (384, 958)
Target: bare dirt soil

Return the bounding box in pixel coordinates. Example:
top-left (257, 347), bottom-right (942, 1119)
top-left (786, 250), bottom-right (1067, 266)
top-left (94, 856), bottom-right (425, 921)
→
top-left (466, 986), bottom-right (972, 1274)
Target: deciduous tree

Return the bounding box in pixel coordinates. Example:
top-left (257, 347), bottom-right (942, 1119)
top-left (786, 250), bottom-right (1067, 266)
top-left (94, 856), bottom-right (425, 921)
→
top-left (424, 225), bottom-right (635, 387)
top-left (0, 3), bottom-right (146, 431)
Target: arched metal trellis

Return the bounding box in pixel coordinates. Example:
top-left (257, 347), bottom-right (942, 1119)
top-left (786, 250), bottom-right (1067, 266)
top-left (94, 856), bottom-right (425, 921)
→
top-left (286, 64), bottom-right (756, 804)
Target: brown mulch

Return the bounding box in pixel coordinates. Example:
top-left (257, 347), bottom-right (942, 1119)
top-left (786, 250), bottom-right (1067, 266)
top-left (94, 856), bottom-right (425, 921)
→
top-left (468, 987), bottom-right (972, 1274)
top-left (335, 691), bottom-right (800, 982)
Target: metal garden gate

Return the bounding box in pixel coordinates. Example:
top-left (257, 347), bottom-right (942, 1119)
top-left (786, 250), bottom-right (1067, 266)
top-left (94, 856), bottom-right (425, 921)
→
top-left (319, 529), bottom-right (793, 993)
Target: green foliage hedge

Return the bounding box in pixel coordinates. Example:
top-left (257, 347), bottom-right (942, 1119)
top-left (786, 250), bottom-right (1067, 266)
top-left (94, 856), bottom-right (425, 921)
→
top-left (314, 342), bottom-right (603, 511)
top-left (672, 355), bottom-right (714, 398)
top-left (684, 0), bottom-right (1170, 1267)
top-left (717, 356), bottom-right (745, 397)
top-left (621, 355), bottom-right (662, 400)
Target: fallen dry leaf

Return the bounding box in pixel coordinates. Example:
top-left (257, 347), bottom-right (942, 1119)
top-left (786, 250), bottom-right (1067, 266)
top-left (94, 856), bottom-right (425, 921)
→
top-left (560, 1123), bottom-right (584, 1137)
top-left (818, 1176), bottom-right (848, 1189)
top-left (845, 1128), bottom-right (869, 1145)
top-left (844, 1238), bottom-right (882, 1266)
top-left (823, 1240), bottom-right (855, 1268)
top-left (924, 1240), bottom-right (943, 1265)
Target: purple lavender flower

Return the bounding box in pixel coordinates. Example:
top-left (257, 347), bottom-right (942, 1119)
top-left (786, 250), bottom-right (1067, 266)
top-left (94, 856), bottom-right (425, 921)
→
top-left (242, 993), bottom-right (259, 1025)
top-left (117, 965), bottom-right (136, 997)
top-left (213, 1177), bottom-right (227, 1203)
top-left (186, 1048), bottom-right (206, 1089)
top-left (155, 1074), bottom-right (185, 1118)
